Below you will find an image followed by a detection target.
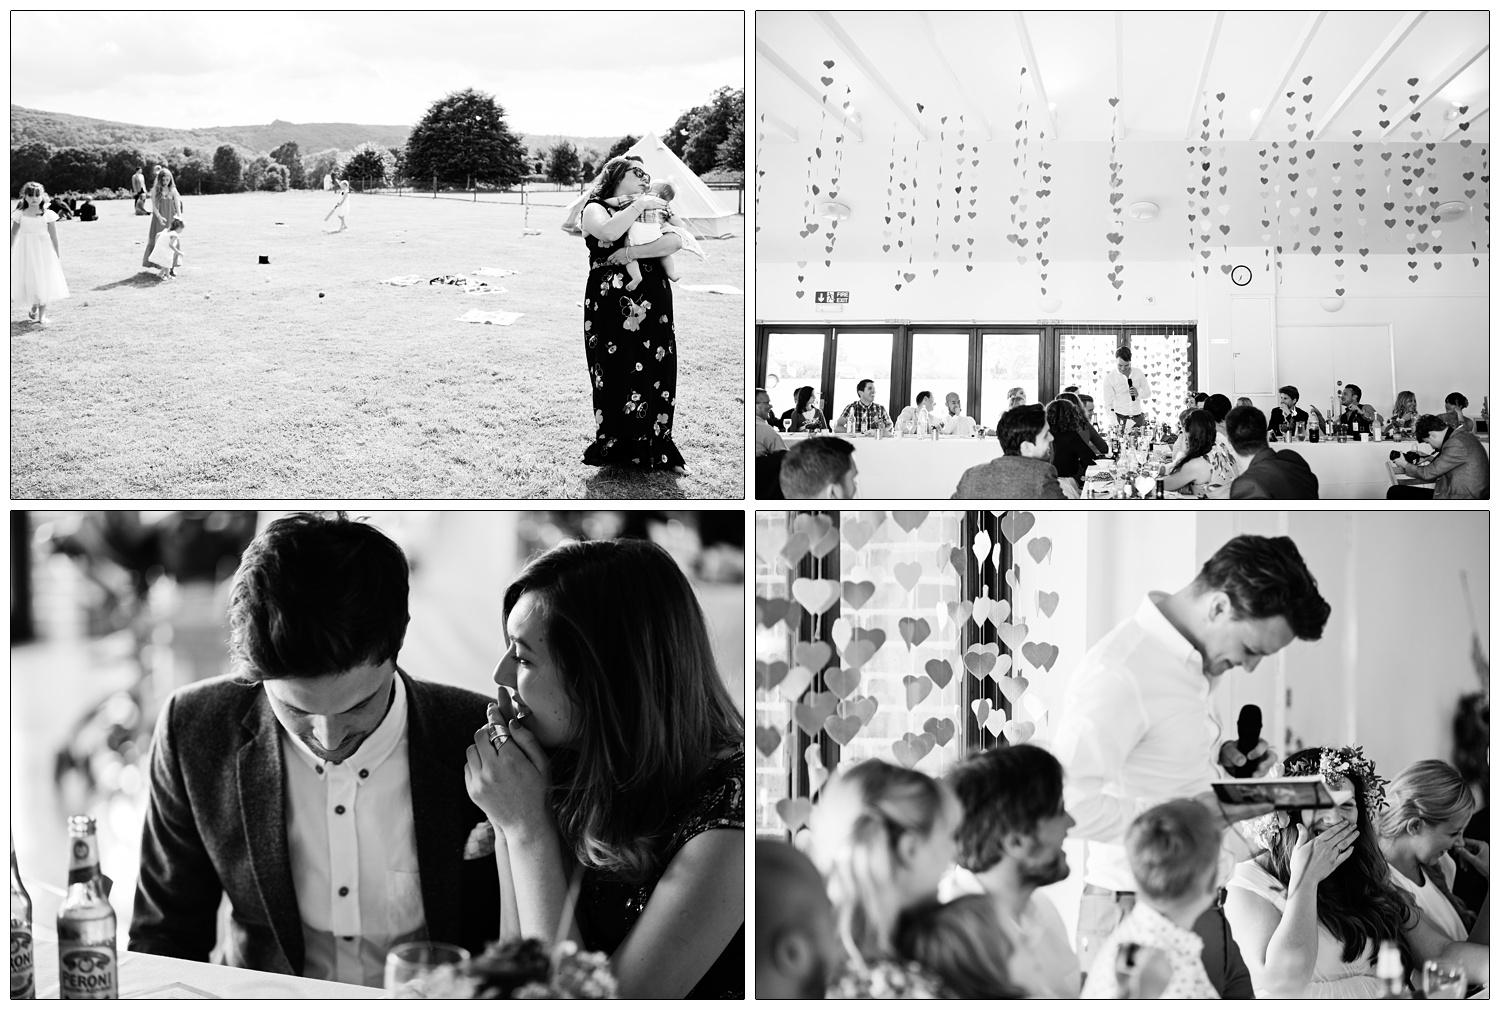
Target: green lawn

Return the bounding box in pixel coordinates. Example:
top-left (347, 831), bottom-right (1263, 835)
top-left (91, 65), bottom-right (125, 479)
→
top-left (11, 190), bottom-right (745, 499)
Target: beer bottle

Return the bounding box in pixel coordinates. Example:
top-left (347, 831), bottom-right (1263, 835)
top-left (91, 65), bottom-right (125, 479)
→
top-left (57, 816), bottom-right (117, 999)
top-left (11, 835), bottom-right (34, 998)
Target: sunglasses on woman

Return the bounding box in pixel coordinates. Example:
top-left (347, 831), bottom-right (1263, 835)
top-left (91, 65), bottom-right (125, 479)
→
top-left (629, 166), bottom-right (651, 184)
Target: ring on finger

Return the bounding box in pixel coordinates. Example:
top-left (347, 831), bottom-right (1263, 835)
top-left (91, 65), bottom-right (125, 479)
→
top-left (488, 724), bottom-right (510, 749)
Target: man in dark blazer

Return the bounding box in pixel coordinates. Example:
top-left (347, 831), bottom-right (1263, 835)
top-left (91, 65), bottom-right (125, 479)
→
top-left (952, 404), bottom-right (1069, 499)
top-left (1226, 405), bottom-right (1320, 499)
top-left (130, 513), bottom-right (499, 984)
top-left (1266, 385), bottom-right (1309, 439)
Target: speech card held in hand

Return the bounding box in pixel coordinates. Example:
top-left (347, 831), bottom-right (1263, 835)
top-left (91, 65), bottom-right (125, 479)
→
top-left (1213, 775), bottom-right (1338, 810)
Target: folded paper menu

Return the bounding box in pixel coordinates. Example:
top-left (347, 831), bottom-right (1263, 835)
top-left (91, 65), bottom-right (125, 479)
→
top-left (1212, 775), bottom-right (1337, 809)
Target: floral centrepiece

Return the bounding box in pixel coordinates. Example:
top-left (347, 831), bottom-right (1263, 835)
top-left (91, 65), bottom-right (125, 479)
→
top-left (416, 938), bottom-right (617, 999)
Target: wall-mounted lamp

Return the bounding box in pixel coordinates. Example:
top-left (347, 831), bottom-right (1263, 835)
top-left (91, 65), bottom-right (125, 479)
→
top-left (1320, 297), bottom-right (1344, 313)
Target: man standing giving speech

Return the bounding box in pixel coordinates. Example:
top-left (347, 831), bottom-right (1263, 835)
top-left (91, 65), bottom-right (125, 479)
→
top-left (1053, 534), bottom-right (1332, 996)
top-left (1101, 345), bottom-right (1151, 428)
top-left (129, 513), bottom-right (499, 986)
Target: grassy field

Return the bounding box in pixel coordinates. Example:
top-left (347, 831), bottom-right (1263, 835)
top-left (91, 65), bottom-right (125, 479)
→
top-left (11, 190), bottom-right (745, 499)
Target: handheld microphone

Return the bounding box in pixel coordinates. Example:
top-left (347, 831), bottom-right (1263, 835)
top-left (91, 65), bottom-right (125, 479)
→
top-left (1232, 704), bottom-right (1262, 779)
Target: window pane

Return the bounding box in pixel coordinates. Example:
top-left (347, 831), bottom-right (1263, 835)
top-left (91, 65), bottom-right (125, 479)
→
top-left (979, 331), bottom-right (1040, 426)
top-left (753, 512), bottom-right (794, 838)
top-left (909, 331), bottom-right (970, 417)
top-left (1130, 332), bottom-right (1193, 424)
top-left (832, 332), bottom-right (893, 418)
top-left (1059, 331), bottom-right (1121, 413)
top-left (763, 331), bottom-right (826, 407)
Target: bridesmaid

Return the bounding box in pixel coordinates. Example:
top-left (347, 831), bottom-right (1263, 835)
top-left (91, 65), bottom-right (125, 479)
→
top-left (142, 168), bottom-right (182, 268)
top-left (577, 157), bottom-right (687, 473)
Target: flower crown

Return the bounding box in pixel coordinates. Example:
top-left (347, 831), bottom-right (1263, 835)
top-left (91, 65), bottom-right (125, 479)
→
top-left (1242, 745), bottom-right (1388, 851)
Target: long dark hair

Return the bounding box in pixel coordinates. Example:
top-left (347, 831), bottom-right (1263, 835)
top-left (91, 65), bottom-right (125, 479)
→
top-left (1044, 397), bottom-right (1089, 441)
top-left (585, 155), bottom-right (645, 206)
top-left (502, 538), bottom-right (743, 881)
top-left (1170, 408), bottom-right (1217, 475)
top-left (1255, 748), bottom-right (1412, 964)
top-left (794, 385), bottom-right (816, 413)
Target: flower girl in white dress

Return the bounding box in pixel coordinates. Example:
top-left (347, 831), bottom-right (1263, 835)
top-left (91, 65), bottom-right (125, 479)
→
top-left (10, 181), bottom-right (70, 325)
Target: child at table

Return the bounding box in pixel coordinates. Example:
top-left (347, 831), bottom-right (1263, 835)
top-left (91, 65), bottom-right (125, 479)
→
top-left (1079, 801), bottom-right (1224, 999)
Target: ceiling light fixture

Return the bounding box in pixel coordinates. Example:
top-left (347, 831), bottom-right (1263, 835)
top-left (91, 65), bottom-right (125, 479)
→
top-left (1127, 201), bottom-right (1160, 220)
top-left (1434, 201), bottom-right (1470, 221)
top-left (817, 201), bottom-right (851, 221)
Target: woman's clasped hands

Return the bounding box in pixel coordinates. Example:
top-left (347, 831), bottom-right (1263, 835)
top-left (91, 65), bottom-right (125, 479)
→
top-left (465, 687), bottom-right (555, 843)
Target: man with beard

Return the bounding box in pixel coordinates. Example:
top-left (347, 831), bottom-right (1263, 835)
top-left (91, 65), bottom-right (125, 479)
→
top-left (951, 404), bottom-right (1068, 499)
top-left (1052, 534), bottom-right (1333, 996)
top-left (755, 840), bottom-right (841, 998)
top-left (943, 744), bottom-right (1081, 998)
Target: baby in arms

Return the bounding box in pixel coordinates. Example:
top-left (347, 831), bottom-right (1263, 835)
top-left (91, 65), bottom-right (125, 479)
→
top-left (606, 180), bottom-right (681, 290)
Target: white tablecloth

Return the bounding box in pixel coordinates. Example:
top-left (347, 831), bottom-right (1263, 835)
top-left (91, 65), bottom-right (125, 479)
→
top-left (784, 433), bottom-right (1488, 500)
top-left (31, 928), bottom-right (385, 999)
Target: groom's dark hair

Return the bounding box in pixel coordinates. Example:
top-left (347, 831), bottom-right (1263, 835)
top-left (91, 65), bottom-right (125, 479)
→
top-left (1193, 534), bottom-right (1330, 641)
top-left (228, 512), bottom-right (409, 682)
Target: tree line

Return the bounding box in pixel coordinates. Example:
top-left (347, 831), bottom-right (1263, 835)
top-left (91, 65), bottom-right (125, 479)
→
top-left (11, 84), bottom-right (745, 197)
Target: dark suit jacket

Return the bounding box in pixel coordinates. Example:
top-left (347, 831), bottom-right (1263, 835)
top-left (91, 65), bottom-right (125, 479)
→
top-left (952, 454), bottom-right (1068, 499)
top-left (1400, 429), bottom-right (1489, 499)
top-left (1230, 447), bottom-right (1320, 499)
top-left (130, 669), bottom-right (500, 975)
top-left (1266, 406), bottom-right (1308, 434)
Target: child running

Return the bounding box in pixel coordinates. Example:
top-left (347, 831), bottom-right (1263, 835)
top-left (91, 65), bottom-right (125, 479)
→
top-left (150, 217), bottom-right (186, 278)
top-left (10, 181), bottom-right (70, 326)
top-left (325, 179), bottom-right (350, 232)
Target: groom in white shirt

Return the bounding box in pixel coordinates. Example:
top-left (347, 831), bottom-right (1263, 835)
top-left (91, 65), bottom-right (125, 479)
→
top-left (1052, 533), bottom-right (1331, 995)
top-left (1101, 345), bottom-right (1151, 427)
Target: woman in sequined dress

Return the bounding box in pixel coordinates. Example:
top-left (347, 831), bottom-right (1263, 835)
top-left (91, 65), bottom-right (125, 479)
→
top-left (464, 538), bottom-right (744, 997)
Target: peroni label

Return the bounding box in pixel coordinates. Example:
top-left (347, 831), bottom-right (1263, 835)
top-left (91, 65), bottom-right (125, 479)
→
top-left (59, 944), bottom-right (116, 998)
top-left (10, 926), bottom-right (34, 996)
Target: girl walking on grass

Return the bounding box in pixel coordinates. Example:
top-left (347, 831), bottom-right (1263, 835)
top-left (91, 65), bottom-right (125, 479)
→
top-left (11, 181), bottom-right (70, 326)
top-left (325, 179), bottom-right (350, 232)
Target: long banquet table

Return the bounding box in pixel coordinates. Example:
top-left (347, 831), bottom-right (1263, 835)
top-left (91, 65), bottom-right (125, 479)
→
top-left (31, 926), bottom-right (385, 999)
top-left (783, 432), bottom-right (1488, 500)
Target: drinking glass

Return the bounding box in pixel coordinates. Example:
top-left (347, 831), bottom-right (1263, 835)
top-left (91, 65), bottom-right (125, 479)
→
top-left (386, 941), bottom-right (470, 998)
top-left (1296, 421), bottom-right (1307, 442)
top-left (1422, 961), bottom-right (1466, 999)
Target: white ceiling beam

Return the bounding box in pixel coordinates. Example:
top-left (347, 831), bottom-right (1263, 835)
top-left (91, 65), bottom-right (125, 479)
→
top-left (1013, 12), bottom-right (1060, 141)
top-left (1312, 11), bottom-right (1426, 140)
top-left (761, 111), bottom-right (799, 143)
top-left (1443, 104), bottom-right (1488, 140)
top-left (1184, 12), bottom-right (1225, 141)
top-left (916, 12), bottom-right (994, 141)
top-left (811, 12), bottom-right (927, 141)
top-left (754, 36), bottom-right (864, 142)
top-left (1382, 39), bottom-right (1488, 139)
top-left (1248, 11), bottom-right (1327, 142)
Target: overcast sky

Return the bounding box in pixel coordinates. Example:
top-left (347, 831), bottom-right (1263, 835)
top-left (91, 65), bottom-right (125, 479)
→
top-left (11, 11), bottom-right (743, 136)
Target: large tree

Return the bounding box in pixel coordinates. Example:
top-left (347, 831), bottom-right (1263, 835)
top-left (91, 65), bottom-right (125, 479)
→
top-left (47, 146), bottom-right (106, 192)
top-left (605, 134), bottom-right (638, 161)
top-left (12, 143), bottom-right (51, 196)
top-left (212, 144), bottom-right (243, 193)
top-left (669, 86), bottom-right (743, 176)
top-left (270, 141), bottom-right (306, 189)
top-left (715, 121), bottom-right (745, 173)
top-left (546, 141), bottom-right (580, 185)
top-left (345, 144), bottom-right (389, 187)
top-left (403, 87), bottom-right (526, 189)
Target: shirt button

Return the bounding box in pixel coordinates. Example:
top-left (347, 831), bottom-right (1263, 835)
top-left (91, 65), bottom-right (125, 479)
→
top-left (342, 936), bottom-right (354, 942)
top-left (334, 805), bottom-right (346, 815)
top-left (316, 766), bottom-right (324, 775)
top-left (358, 769), bottom-right (369, 779)
top-left (338, 886), bottom-right (349, 897)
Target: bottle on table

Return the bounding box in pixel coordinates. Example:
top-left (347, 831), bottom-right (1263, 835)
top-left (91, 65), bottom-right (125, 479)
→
top-left (11, 835), bottom-right (34, 999)
top-left (1376, 940), bottom-right (1407, 998)
top-left (57, 816), bottom-right (117, 1000)
top-left (1155, 464), bottom-right (1166, 500)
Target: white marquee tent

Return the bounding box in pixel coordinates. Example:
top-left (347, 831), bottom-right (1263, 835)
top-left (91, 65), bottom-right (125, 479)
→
top-left (561, 132), bottom-right (739, 238)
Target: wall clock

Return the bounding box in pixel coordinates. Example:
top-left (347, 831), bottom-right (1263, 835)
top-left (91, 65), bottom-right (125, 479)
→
top-left (1231, 265), bottom-right (1253, 287)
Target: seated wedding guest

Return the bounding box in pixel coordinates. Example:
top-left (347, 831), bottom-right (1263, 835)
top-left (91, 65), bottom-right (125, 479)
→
top-left (1061, 391), bottom-right (1109, 455)
top-left (1079, 801), bottom-right (1225, 999)
top-left (1224, 746), bottom-right (1488, 998)
top-left (896, 390), bottom-right (940, 435)
top-left (1445, 392), bottom-right (1477, 434)
top-left (1337, 383), bottom-right (1377, 428)
top-left (894, 895), bottom-right (1025, 998)
top-left (833, 379), bottom-right (892, 433)
top-left (130, 512), bottom-right (500, 984)
top-left (1227, 405), bottom-right (1320, 499)
top-left (952, 404), bottom-right (1068, 500)
top-left (756, 840), bottom-right (841, 999)
top-left (1045, 397), bottom-right (1098, 486)
top-left (76, 198), bottom-right (97, 222)
top-left (1386, 390), bottom-right (1419, 438)
top-left (1378, 760), bottom-right (1483, 943)
top-left (1387, 413), bottom-right (1489, 500)
top-left (780, 437), bottom-right (858, 499)
top-left (940, 391), bottom-right (976, 437)
top-left (1268, 385), bottom-right (1309, 437)
top-left (465, 537), bottom-right (744, 997)
top-left (1007, 386), bottom-right (1028, 410)
top-left (1237, 396), bottom-right (1253, 408)
top-left (1162, 408), bottom-right (1227, 498)
top-left (754, 388), bottom-right (786, 458)
top-left (47, 195), bottom-right (75, 220)
top-left (781, 385), bottom-right (829, 433)
top-left (943, 744), bottom-right (1081, 998)
top-left (808, 760), bottom-right (961, 998)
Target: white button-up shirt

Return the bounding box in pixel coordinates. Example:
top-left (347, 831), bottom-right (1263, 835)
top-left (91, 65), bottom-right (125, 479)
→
top-left (1101, 366), bottom-right (1151, 417)
top-left (1052, 593), bottom-right (1223, 892)
top-left (281, 673), bottom-right (426, 987)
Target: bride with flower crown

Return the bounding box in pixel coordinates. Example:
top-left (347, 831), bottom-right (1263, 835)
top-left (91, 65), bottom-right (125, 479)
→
top-left (1222, 746), bottom-right (1488, 998)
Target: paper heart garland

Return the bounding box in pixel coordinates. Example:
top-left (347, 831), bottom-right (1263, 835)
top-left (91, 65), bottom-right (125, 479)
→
top-left (923, 717), bottom-right (956, 748)
top-left (793, 640), bottom-right (833, 673)
top-left (1027, 536), bottom-right (1053, 563)
top-left (844, 694), bottom-right (879, 725)
top-left (997, 621), bottom-right (1030, 652)
top-left (831, 617), bottom-right (853, 655)
top-left (776, 797), bottom-right (812, 832)
top-left (903, 674), bottom-right (935, 709)
top-left (780, 532), bottom-right (811, 569)
top-left (985, 708), bottom-right (1010, 737)
top-left (1037, 590), bottom-right (1060, 618)
top-left (823, 713), bottom-right (863, 747)
top-left (754, 724), bottom-right (783, 757)
top-left (842, 580), bottom-right (877, 610)
top-left (964, 643), bottom-right (999, 679)
top-left (947, 600), bottom-right (974, 627)
top-left (1002, 719), bottom-right (1037, 745)
top-left (805, 744), bottom-right (830, 796)
top-left (842, 517), bottom-right (875, 553)
top-left (892, 731), bottom-right (936, 769)
top-left (755, 596), bottom-right (798, 629)
top-left (972, 529), bottom-right (994, 567)
top-left (823, 666), bottom-right (861, 699)
top-left (1021, 640), bottom-right (1061, 672)
top-left (898, 617), bottom-right (932, 650)
top-left (893, 561), bottom-right (924, 594)
top-left (972, 596), bottom-right (994, 627)
top-left (793, 513), bottom-right (837, 558)
top-left (843, 628), bottom-right (887, 670)
top-left (791, 578), bottom-right (839, 615)
top-left (755, 659), bottom-right (788, 691)
top-left (1000, 511), bottom-right (1036, 544)
top-left (890, 510), bottom-right (928, 533)
top-left (793, 692), bottom-right (837, 736)
top-left (999, 675), bottom-right (1030, 705)
top-left (971, 697), bottom-right (995, 729)
top-left (924, 658), bottom-right (954, 689)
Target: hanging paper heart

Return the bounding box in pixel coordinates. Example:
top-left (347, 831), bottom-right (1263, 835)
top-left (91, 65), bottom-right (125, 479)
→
top-left (806, 744), bottom-right (830, 796)
top-left (823, 713), bottom-right (863, 747)
top-left (779, 664), bottom-right (815, 703)
top-left (972, 528), bottom-right (994, 567)
top-left (791, 578), bottom-right (839, 615)
top-left (1037, 591), bottom-right (1060, 618)
top-left (776, 797), bottom-right (812, 832)
top-left (754, 724), bottom-right (784, 757)
top-left (948, 545), bottom-right (967, 575)
top-left (793, 692), bottom-right (837, 736)
top-left (793, 511), bottom-right (834, 550)
top-left (999, 675), bottom-right (1030, 705)
top-left (780, 532), bottom-right (812, 568)
top-left (890, 510), bottom-right (928, 533)
top-left (1000, 511), bottom-right (1036, 544)
top-left (843, 628), bottom-right (887, 669)
top-left (842, 580), bottom-right (877, 610)
top-left (985, 708), bottom-right (1011, 738)
top-left (1005, 565), bottom-right (1022, 593)
top-left (990, 654), bottom-right (1014, 681)
top-left (831, 617), bottom-right (853, 655)
top-left (934, 545), bottom-right (953, 573)
top-left (892, 732), bottom-right (936, 769)
top-left (947, 599), bottom-right (974, 627)
top-left (924, 659), bottom-right (954, 689)
top-left (893, 562), bottom-right (924, 594)
top-left (903, 675), bottom-right (935, 710)
top-left (1021, 640), bottom-right (1061, 672)
top-left (923, 717), bottom-right (956, 748)
top-left (1026, 536), bottom-right (1053, 563)
top-left (1002, 719), bottom-right (1037, 746)
top-left (972, 596), bottom-right (994, 627)
top-left (794, 640), bottom-right (833, 673)
top-left (824, 666), bottom-right (861, 700)
top-left (898, 617), bottom-right (932, 650)
top-left (845, 694), bottom-right (879, 726)
top-left (757, 522), bottom-right (789, 566)
top-left (971, 697), bottom-right (995, 729)
top-left (997, 621), bottom-right (1030, 652)
top-left (755, 596), bottom-right (795, 629)
top-left (755, 659), bottom-right (788, 691)
top-left (843, 517), bottom-right (875, 553)
top-left (964, 642), bottom-right (1000, 679)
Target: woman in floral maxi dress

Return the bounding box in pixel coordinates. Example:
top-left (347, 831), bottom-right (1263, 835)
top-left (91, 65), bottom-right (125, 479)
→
top-left (577, 157), bottom-right (686, 472)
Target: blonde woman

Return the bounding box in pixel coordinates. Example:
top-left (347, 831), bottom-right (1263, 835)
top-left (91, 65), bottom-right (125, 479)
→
top-left (1377, 760), bottom-right (1485, 943)
top-left (1387, 390), bottom-right (1419, 438)
top-left (807, 759), bottom-right (962, 997)
top-left (142, 168), bottom-right (182, 268)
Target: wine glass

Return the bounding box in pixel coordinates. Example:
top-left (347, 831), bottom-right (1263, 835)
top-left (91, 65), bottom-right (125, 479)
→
top-left (386, 942), bottom-right (470, 998)
top-left (1422, 961), bottom-right (1466, 999)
